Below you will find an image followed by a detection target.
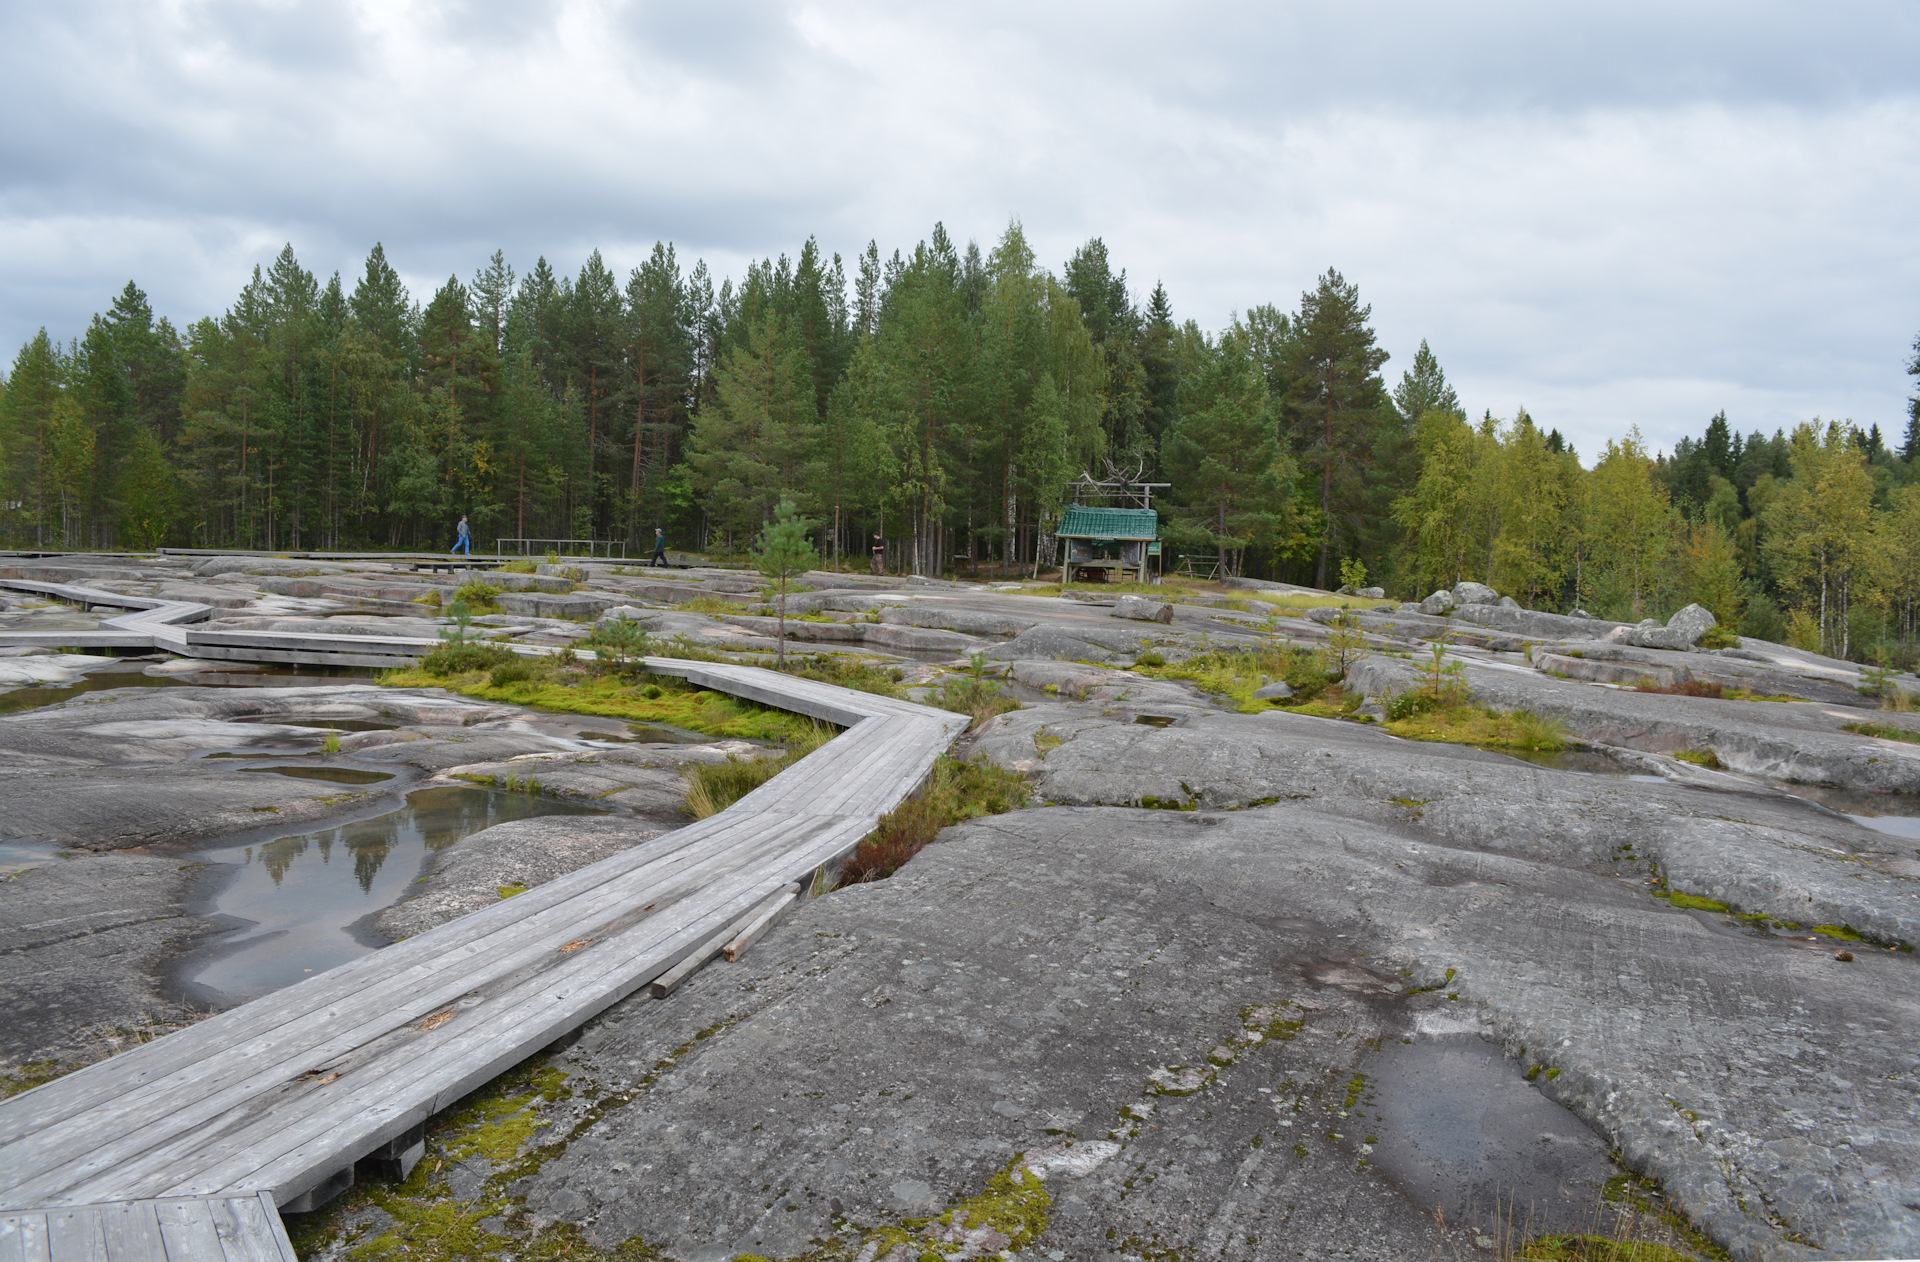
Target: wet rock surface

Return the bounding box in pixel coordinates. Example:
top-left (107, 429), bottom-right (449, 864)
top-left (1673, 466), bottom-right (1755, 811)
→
top-left (10, 556), bottom-right (1920, 1258)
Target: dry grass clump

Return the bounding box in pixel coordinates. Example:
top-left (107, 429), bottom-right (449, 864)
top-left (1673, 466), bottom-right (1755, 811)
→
top-left (682, 722), bottom-right (834, 819)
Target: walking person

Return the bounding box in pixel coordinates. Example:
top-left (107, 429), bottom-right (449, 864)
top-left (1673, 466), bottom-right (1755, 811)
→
top-left (451, 515), bottom-right (471, 556)
top-left (869, 531), bottom-right (885, 577)
top-left (651, 526), bottom-right (668, 568)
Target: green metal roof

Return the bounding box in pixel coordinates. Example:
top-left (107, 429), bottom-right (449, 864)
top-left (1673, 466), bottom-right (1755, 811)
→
top-left (1057, 505), bottom-right (1159, 540)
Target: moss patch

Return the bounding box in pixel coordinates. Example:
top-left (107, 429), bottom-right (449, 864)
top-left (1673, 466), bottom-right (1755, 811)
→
top-left (381, 668), bottom-right (819, 744)
top-left (1666, 892), bottom-right (1729, 913)
top-left (1, 1059), bottom-right (66, 1099)
top-left (1382, 704), bottom-right (1568, 752)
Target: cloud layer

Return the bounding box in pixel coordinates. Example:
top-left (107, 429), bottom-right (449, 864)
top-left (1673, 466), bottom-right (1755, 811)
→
top-left (3, 0), bottom-right (1915, 457)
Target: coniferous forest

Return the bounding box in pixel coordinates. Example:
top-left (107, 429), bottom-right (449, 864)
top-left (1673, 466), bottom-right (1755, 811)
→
top-left (3, 221), bottom-right (1919, 663)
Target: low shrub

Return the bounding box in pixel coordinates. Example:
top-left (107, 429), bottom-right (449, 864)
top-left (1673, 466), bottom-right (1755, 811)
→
top-left (932, 667), bottom-right (1021, 728)
top-left (487, 658), bottom-right (536, 689)
top-left (419, 640), bottom-right (517, 677)
top-left (1695, 624), bottom-right (1740, 650)
top-left (455, 580), bottom-right (502, 611)
top-left (1134, 649), bottom-right (1166, 668)
top-left (838, 757), bottom-right (1030, 884)
top-left (1674, 747), bottom-right (1722, 768)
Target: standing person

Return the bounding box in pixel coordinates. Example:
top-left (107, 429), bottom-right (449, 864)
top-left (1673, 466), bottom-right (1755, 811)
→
top-left (651, 526), bottom-right (668, 568)
top-left (869, 531), bottom-right (885, 577)
top-left (452, 515), bottom-right (471, 555)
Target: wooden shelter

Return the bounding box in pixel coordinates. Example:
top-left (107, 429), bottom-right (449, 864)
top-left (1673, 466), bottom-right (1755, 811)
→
top-left (1057, 504), bottom-right (1160, 583)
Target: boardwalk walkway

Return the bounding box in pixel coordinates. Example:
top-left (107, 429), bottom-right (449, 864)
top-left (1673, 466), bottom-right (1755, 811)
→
top-left (0, 587), bottom-right (969, 1260)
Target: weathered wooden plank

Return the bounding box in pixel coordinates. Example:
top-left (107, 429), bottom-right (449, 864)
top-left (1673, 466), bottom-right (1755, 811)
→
top-left (151, 1201), bottom-right (220, 1262)
top-left (0, 1212), bottom-right (47, 1262)
top-left (179, 644), bottom-right (423, 670)
top-left (44, 1209), bottom-right (104, 1262)
top-left (95, 1201), bottom-right (162, 1262)
top-left (0, 632), bottom-right (153, 649)
top-left (724, 885), bottom-right (801, 961)
top-left (208, 1195), bottom-right (289, 1262)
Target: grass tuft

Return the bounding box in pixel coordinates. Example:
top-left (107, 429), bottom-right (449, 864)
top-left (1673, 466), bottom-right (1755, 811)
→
top-left (682, 723), bottom-right (834, 819)
top-left (1843, 720), bottom-right (1920, 744)
top-left (838, 757), bottom-right (1030, 885)
top-left (779, 653), bottom-right (906, 698)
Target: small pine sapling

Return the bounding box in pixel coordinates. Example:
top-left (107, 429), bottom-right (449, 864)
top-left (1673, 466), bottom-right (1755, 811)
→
top-left (753, 497), bottom-right (820, 669)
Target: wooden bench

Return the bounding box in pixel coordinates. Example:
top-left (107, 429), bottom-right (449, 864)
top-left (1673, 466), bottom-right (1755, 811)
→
top-left (0, 656), bottom-right (967, 1259)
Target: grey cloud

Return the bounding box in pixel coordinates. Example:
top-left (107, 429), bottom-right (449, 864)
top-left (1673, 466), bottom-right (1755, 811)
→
top-left (1, 1), bottom-right (1915, 459)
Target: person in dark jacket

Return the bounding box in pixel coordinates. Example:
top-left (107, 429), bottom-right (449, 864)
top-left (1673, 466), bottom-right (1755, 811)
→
top-left (651, 527), bottom-right (668, 567)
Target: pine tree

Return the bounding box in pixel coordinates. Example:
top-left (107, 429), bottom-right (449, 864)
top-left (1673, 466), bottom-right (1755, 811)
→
top-left (1280, 269), bottom-right (1390, 588)
top-left (753, 496), bottom-right (819, 668)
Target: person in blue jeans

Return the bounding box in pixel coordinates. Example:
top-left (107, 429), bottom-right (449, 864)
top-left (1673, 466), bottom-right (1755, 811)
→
top-left (452, 515), bottom-right (471, 554)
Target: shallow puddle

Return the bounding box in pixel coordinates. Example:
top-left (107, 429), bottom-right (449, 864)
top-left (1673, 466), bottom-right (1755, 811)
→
top-left (569, 721), bottom-right (710, 744)
top-left (1492, 748), bottom-right (1633, 776)
top-left (0, 670), bottom-right (182, 715)
top-left (0, 838), bottom-right (71, 878)
top-left (181, 786), bottom-right (602, 1006)
top-left (241, 765), bottom-right (395, 785)
top-left (1362, 1034), bottom-right (1617, 1236)
top-left (232, 716), bottom-right (398, 732)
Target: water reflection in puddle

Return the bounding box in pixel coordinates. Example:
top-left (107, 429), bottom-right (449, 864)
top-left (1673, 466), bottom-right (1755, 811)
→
top-left (0, 671), bottom-right (181, 715)
top-left (241, 765), bottom-right (394, 785)
top-left (184, 786), bottom-right (601, 1005)
top-left (570, 721), bottom-right (708, 745)
top-left (0, 838), bottom-right (71, 878)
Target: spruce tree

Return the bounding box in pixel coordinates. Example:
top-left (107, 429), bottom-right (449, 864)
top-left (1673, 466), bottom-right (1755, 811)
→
top-left (1391, 340), bottom-right (1460, 422)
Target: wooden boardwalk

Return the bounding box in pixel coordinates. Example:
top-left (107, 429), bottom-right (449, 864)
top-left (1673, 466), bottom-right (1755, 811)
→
top-left (0, 632), bottom-right (967, 1258)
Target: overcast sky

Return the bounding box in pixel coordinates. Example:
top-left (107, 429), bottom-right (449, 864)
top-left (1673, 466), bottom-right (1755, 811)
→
top-left (2, 1), bottom-right (1915, 459)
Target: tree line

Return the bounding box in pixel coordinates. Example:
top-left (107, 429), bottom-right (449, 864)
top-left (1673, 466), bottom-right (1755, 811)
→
top-left (2, 221), bottom-right (1917, 660)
